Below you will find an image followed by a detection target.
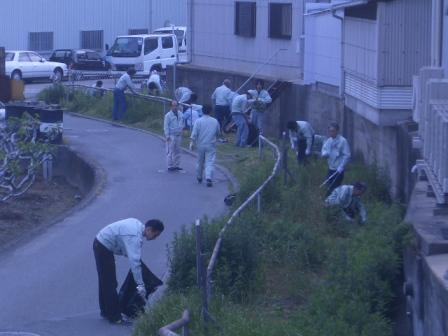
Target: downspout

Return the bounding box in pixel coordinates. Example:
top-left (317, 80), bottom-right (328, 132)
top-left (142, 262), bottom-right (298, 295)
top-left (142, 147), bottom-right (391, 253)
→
top-left (332, 10), bottom-right (345, 98)
top-left (187, 0), bottom-right (193, 64)
top-left (432, 0), bottom-right (443, 66)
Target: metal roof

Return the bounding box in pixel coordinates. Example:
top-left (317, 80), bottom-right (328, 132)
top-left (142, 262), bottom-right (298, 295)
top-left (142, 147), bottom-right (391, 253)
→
top-left (305, 0), bottom-right (369, 16)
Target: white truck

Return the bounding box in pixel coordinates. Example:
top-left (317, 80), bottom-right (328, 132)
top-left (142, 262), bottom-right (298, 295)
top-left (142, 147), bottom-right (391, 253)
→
top-left (153, 26), bottom-right (188, 64)
top-left (107, 33), bottom-right (178, 76)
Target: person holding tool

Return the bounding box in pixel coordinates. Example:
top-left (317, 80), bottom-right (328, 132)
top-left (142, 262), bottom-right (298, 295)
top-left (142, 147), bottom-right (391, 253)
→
top-left (325, 182), bottom-right (368, 224)
top-left (113, 67), bottom-right (137, 121)
top-left (321, 122), bottom-right (351, 195)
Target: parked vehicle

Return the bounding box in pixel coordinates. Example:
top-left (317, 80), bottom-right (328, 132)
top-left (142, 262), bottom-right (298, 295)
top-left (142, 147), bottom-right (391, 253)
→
top-left (153, 26), bottom-right (187, 63)
top-left (49, 49), bottom-right (110, 71)
top-left (5, 50), bottom-right (67, 82)
top-left (107, 33), bottom-right (178, 76)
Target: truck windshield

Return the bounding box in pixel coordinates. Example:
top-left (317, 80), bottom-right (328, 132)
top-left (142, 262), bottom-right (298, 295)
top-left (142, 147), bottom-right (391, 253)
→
top-left (109, 37), bottom-right (143, 57)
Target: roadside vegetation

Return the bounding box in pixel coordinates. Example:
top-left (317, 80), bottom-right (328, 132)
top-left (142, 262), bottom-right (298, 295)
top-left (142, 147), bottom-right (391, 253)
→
top-left (39, 85), bottom-right (411, 335)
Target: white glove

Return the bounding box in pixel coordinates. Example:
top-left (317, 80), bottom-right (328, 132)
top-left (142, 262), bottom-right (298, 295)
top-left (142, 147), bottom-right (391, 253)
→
top-left (305, 148), bottom-right (311, 156)
top-left (189, 142), bottom-right (194, 151)
top-left (336, 167), bottom-right (344, 174)
top-left (136, 284), bottom-right (146, 299)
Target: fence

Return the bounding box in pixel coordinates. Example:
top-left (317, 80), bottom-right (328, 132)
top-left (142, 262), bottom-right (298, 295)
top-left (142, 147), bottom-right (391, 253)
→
top-left (194, 133), bottom-right (282, 325)
top-left (159, 310), bottom-right (190, 336)
top-left (413, 67), bottom-right (448, 205)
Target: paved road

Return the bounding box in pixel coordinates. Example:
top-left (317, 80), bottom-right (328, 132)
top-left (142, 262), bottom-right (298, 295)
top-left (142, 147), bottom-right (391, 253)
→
top-left (0, 114), bottom-right (229, 335)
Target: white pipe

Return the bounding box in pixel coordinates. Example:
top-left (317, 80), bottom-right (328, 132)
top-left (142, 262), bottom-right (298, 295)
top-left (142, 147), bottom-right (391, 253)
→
top-left (432, 0), bottom-right (443, 66)
top-left (187, 0), bottom-right (194, 64)
top-left (332, 10), bottom-right (345, 97)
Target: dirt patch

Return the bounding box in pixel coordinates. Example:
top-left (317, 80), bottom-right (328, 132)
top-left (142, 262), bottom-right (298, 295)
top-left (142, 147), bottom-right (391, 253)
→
top-left (0, 175), bottom-right (82, 248)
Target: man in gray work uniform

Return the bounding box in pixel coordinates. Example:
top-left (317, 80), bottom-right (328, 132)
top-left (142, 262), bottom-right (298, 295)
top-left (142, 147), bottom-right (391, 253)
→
top-left (93, 218), bottom-right (164, 324)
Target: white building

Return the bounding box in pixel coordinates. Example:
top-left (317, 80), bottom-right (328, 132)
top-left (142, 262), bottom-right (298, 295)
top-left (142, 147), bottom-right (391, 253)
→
top-left (188, 0), bottom-right (306, 81)
top-left (0, 0), bottom-right (187, 56)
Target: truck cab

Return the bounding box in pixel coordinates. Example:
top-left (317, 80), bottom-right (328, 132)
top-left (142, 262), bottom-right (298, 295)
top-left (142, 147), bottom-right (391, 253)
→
top-left (153, 26), bottom-right (187, 63)
top-left (107, 33), bottom-right (178, 75)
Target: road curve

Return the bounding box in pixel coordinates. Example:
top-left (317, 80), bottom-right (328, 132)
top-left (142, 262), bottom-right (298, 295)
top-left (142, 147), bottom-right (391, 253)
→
top-left (0, 114), bottom-right (229, 336)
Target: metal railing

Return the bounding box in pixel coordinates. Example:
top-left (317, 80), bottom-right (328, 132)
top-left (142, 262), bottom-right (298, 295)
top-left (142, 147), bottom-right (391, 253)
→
top-left (159, 310), bottom-right (190, 336)
top-left (194, 134), bottom-right (281, 324)
top-left (413, 67), bottom-right (448, 205)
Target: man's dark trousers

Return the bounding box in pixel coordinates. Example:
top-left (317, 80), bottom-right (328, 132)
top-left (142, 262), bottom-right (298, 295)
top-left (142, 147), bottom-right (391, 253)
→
top-left (215, 105), bottom-right (230, 130)
top-left (93, 238), bottom-right (121, 322)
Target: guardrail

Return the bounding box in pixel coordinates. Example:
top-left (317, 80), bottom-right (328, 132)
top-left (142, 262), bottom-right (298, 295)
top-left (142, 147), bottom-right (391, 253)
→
top-left (158, 310), bottom-right (190, 336)
top-left (193, 134), bottom-right (281, 324)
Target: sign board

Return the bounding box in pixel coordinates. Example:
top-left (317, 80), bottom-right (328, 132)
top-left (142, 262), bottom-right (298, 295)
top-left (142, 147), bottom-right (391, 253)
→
top-left (0, 47), bottom-right (5, 75)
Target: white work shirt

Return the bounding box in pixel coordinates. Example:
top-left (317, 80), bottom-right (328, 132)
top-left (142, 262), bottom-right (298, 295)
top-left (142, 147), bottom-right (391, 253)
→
top-left (147, 73), bottom-right (162, 92)
top-left (190, 114), bottom-right (220, 147)
top-left (321, 134), bottom-right (351, 171)
top-left (248, 89), bottom-right (272, 112)
top-left (164, 110), bottom-right (184, 137)
top-left (211, 84), bottom-right (233, 106)
top-left (289, 121), bottom-right (315, 152)
top-left (325, 185), bottom-right (367, 222)
top-left (96, 218), bottom-right (145, 286)
top-left (115, 73), bottom-right (136, 93)
top-left (175, 87), bottom-right (192, 103)
top-left (231, 94), bottom-right (248, 114)
top-left (183, 104), bottom-right (203, 128)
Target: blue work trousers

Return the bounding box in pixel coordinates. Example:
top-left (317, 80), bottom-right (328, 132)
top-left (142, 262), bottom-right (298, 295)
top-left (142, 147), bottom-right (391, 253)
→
top-left (113, 88), bottom-right (127, 121)
top-left (196, 145), bottom-right (216, 180)
top-left (232, 113), bottom-right (248, 147)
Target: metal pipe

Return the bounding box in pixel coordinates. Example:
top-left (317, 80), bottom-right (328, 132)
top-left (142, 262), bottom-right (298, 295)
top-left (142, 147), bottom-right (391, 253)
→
top-left (432, 0), bottom-right (443, 66)
top-left (332, 9), bottom-right (345, 97)
top-left (236, 48), bottom-right (287, 94)
top-left (158, 310), bottom-right (190, 336)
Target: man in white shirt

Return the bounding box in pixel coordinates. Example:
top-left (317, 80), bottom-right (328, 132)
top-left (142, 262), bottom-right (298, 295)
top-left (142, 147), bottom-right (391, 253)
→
top-left (287, 120), bottom-right (315, 165)
top-left (248, 80), bottom-right (272, 134)
top-left (93, 218), bottom-right (164, 324)
top-left (164, 100), bottom-right (184, 171)
top-left (321, 122), bottom-right (351, 195)
top-left (113, 68), bottom-right (137, 121)
top-left (146, 70), bottom-right (163, 95)
top-left (182, 93), bottom-right (203, 129)
top-left (325, 182), bottom-right (367, 224)
top-left (231, 92), bottom-right (251, 147)
top-left (211, 79), bottom-right (233, 132)
top-left (190, 105), bottom-right (221, 187)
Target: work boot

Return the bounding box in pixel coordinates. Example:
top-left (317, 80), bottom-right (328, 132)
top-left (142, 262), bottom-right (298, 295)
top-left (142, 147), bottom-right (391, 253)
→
top-left (206, 179), bottom-right (213, 187)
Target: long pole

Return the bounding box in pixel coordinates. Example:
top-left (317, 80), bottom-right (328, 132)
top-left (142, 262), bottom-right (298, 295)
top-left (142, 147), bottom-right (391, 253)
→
top-left (235, 48), bottom-right (287, 94)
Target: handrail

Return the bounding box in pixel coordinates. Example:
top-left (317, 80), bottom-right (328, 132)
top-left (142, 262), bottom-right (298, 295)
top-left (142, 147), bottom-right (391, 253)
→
top-left (206, 135), bottom-right (281, 301)
top-left (158, 310), bottom-right (190, 336)
top-left (65, 83), bottom-right (192, 110)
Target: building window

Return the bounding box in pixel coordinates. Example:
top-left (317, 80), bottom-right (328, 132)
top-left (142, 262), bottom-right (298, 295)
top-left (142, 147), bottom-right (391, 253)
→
top-left (235, 2), bottom-right (256, 37)
top-left (29, 32), bottom-right (54, 51)
top-left (81, 30), bottom-right (104, 50)
top-left (269, 3), bottom-right (292, 39)
top-left (129, 28), bottom-right (149, 35)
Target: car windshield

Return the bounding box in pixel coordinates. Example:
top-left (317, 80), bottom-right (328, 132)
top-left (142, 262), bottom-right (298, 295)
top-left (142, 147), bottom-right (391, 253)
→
top-left (108, 37), bottom-right (143, 57)
top-left (5, 52), bottom-right (14, 61)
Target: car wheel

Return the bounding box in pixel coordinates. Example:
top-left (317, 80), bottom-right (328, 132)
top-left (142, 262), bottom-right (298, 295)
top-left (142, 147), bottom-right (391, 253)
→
top-left (53, 68), bottom-right (63, 83)
top-left (11, 70), bottom-right (22, 81)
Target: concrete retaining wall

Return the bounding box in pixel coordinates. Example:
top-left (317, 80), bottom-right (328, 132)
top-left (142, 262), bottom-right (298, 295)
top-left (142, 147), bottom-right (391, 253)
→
top-left (52, 146), bottom-right (95, 195)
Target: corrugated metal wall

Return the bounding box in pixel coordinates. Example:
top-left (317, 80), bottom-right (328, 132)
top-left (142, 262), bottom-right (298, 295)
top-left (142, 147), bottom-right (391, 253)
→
top-left (377, 0), bottom-right (432, 86)
top-left (0, 0), bottom-right (186, 55)
top-left (343, 17), bottom-right (378, 82)
top-left (190, 0), bottom-right (303, 81)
